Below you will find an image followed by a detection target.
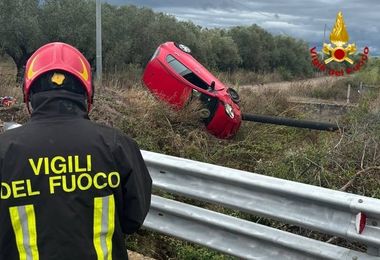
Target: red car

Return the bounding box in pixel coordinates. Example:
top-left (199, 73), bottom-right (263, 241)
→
top-left (142, 42), bottom-right (242, 139)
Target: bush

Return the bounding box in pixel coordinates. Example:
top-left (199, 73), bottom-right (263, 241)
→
top-left (355, 58), bottom-right (380, 86)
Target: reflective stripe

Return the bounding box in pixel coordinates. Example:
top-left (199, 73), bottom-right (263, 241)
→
top-left (106, 197), bottom-right (115, 260)
top-left (93, 195), bottom-right (115, 260)
top-left (25, 205), bottom-right (39, 260)
top-left (9, 205), bottom-right (39, 260)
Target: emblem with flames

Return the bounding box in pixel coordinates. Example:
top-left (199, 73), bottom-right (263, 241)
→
top-left (323, 11), bottom-right (357, 64)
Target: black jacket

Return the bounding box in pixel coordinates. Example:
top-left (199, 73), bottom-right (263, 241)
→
top-left (0, 90), bottom-right (152, 260)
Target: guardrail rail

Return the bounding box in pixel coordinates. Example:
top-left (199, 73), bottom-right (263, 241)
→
top-left (142, 150), bottom-right (380, 259)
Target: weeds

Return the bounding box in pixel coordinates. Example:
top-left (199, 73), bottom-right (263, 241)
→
top-left (216, 69), bottom-right (284, 87)
top-left (1, 59), bottom-right (380, 258)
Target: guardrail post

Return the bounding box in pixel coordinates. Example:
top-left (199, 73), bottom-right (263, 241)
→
top-left (347, 84), bottom-right (351, 103)
top-left (359, 81), bottom-right (363, 94)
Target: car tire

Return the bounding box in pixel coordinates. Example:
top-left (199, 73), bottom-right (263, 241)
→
top-left (198, 108), bottom-right (211, 119)
top-left (227, 88), bottom-right (240, 104)
top-left (175, 43), bottom-right (191, 54)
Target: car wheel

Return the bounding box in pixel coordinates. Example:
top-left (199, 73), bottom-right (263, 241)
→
top-left (227, 88), bottom-right (240, 104)
top-left (175, 43), bottom-right (191, 54)
top-left (198, 108), bottom-right (211, 119)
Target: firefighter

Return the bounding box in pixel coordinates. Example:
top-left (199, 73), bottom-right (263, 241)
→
top-left (0, 42), bottom-right (152, 259)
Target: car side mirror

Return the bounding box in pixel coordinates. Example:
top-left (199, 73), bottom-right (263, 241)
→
top-left (210, 81), bottom-right (215, 91)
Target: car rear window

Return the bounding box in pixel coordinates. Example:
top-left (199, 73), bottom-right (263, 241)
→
top-left (166, 55), bottom-right (191, 76)
top-left (166, 55), bottom-right (209, 90)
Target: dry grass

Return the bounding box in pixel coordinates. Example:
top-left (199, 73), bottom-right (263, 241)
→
top-left (0, 61), bottom-right (28, 129)
top-left (216, 69), bottom-right (284, 87)
top-left (289, 76), bottom-right (364, 102)
top-left (370, 94), bottom-right (380, 113)
top-left (1, 58), bottom-right (380, 258)
top-left (91, 80), bottom-right (213, 160)
top-left (0, 75), bottom-right (21, 100)
top-left (290, 77), bottom-right (336, 96)
top-left (239, 87), bottom-right (293, 116)
top-left (0, 55), bottom-right (16, 77)
top-left (0, 56), bottom-right (22, 107)
top-left (102, 64), bottom-right (143, 89)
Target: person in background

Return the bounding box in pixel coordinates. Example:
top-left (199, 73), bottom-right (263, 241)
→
top-left (0, 42), bottom-right (152, 259)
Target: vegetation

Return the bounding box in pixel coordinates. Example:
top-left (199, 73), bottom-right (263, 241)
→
top-left (0, 0), bottom-right (313, 81)
top-left (0, 0), bottom-right (42, 79)
top-left (355, 57), bottom-right (380, 85)
top-left (1, 1), bottom-right (380, 258)
top-left (1, 58), bottom-right (380, 258)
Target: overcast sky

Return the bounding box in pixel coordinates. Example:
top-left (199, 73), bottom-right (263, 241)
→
top-left (107, 0), bottom-right (380, 55)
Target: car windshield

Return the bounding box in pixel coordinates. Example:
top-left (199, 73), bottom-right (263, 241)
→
top-left (166, 55), bottom-right (209, 90)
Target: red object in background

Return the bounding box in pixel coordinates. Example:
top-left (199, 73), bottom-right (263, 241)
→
top-left (142, 42), bottom-right (242, 139)
top-left (0, 96), bottom-right (16, 107)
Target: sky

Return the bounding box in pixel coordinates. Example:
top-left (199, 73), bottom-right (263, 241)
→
top-left (106, 0), bottom-right (380, 56)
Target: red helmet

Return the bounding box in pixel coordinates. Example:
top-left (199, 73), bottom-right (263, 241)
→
top-left (24, 42), bottom-right (93, 112)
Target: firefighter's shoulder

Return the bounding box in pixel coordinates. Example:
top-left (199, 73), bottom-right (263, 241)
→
top-left (86, 120), bottom-right (137, 148)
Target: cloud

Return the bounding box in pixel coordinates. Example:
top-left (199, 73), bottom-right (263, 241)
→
top-left (106, 0), bottom-right (380, 55)
top-left (261, 21), bottom-right (300, 29)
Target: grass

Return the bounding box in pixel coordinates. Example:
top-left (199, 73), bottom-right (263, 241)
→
top-left (1, 59), bottom-right (380, 258)
top-left (215, 69), bottom-right (284, 87)
top-left (215, 67), bottom-right (316, 88)
top-left (289, 77), bottom-right (363, 102)
top-left (97, 68), bottom-right (380, 257)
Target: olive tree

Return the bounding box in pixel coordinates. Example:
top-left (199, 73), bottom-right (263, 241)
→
top-left (0, 0), bottom-right (44, 80)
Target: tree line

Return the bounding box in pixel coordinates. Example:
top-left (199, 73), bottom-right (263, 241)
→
top-left (0, 0), bottom-right (313, 80)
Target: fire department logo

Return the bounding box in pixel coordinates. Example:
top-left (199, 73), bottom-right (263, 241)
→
top-left (310, 11), bottom-right (369, 76)
top-left (323, 12), bottom-right (356, 64)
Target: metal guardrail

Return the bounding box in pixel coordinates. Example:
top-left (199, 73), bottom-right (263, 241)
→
top-left (142, 150), bottom-right (380, 259)
top-left (3, 123), bottom-right (380, 258)
top-left (144, 195), bottom-right (372, 260)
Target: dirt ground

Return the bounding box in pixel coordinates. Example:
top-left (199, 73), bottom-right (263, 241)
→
top-left (240, 76), bottom-right (340, 93)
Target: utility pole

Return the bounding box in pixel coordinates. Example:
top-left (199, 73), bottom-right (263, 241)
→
top-left (96, 0), bottom-right (102, 81)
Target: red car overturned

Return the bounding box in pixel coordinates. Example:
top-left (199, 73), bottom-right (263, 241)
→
top-left (142, 42), bottom-right (242, 139)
